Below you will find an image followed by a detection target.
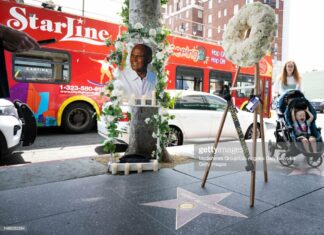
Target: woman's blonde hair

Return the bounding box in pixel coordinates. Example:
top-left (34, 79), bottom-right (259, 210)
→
top-left (280, 60), bottom-right (301, 85)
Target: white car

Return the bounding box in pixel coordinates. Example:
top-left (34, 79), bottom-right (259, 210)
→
top-left (97, 90), bottom-right (263, 146)
top-left (0, 99), bottom-right (36, 158)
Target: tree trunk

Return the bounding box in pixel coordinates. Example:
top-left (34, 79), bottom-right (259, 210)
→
top-left (129, 0), bottom-right (162, 28)
top-left (126, 106), bottom-right (158, 157)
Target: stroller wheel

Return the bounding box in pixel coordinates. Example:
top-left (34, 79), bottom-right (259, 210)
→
top-left (278, 153), bottom-right (294, 167)
top-left (306, 154), bottom-right (323, 168)
top-left (268, 140), bottom-right (275, 158)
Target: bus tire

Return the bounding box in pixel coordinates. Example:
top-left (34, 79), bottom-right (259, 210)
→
top-left (62, 102), bottom-right (95, 133)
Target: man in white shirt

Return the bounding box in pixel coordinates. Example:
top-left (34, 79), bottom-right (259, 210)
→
top-left (119, 44), bottom-right (156, 100)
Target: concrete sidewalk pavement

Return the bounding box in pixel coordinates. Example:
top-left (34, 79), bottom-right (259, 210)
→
top-left (0, 151), bottom-right (324, 234)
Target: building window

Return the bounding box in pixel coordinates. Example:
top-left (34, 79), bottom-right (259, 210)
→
top-left (208, 0), bottom-right (212, 9)
top-left (198, 10), bottom-right (203, 18)
top-left (186, 10), bottom-right (189, 18)
top-left (169, 5), bottom-right (172, 14)
top-left (223, 9), bottom-right (227, 17)
top-left (208, 28), bottom-right (212, 38)
top-left (218, 0), bottom-right (221, 3)
top-left (197, 24), bottom-right (203, 31)
top-left (276, 0), bottom-right (279, 8)
top-left (218, 10), bottom-right (221, 18)
top-left (275, 14), bottom-right (278, 23)
top-left (187, 0), bottom-right (190, 5)
top-left (217, 25), bottom-right (221, 33)
top-left (234, 4), bottom-right (239, 15)
top-left (208, 14), bottom-right (212, 23)
top-left (246, 0), bottom-right (254, 4)
top-left (186, 23), bottom-right (189, 31)
top-left (224, 24), bottom-right (226, 31)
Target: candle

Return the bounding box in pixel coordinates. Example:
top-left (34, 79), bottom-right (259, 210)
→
top-left (111, 163), bottom-right (118, 175)
top-left (141, 95), bottom-right (146, 106)
top-left (151, 90), bottom-right (156, 106)
top-left (153, 160), bottom-right (158, 172)
top-left (130, 94), bottom-right (135, 106)
top-left (124, 162), bottom-right (130, 175)
top-left (137, 163), bottom-right (143, 174)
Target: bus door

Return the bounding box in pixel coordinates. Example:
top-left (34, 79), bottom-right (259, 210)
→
top-left (175, 66), bottom-right (203, 91)
top-left (209, 70), bottom-right (232, 98)
top-left (235, 74), bottom-right (254, 109)
top-left (261, 77), bottom-right (271, 117)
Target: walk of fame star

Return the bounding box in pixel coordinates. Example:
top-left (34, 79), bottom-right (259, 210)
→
top-left (142, 187), bottom-right (247, 230)
top-left (289, 167), bottom-right (324, 176)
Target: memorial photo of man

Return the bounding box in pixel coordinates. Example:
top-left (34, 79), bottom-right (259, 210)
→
top-left (118, 44), bottom-right (157, 100)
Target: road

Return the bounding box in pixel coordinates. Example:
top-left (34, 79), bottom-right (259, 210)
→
top-left (1, 113), bottom-right (324, 166)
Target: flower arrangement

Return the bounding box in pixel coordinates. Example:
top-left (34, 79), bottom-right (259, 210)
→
top-left (222, 2), bottom-right (277, 67)
top-left (102, 0), bottom-right (173, 160)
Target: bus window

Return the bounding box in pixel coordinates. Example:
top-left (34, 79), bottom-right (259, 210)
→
top-left (13, 49), bottom-right (70, 84)
top-left (176, 66), bottom-right (203, 91)
top-left (236, 74), bottom-right (254, 98)
top-left (209, 70), bottom-right (232, 97)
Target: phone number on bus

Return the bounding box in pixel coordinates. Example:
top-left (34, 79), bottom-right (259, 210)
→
top-left (59, 85), bottom-right (105, 93)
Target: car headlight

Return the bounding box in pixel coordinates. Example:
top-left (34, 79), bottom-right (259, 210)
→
top-left (0, 105), bottom-right (19, 118)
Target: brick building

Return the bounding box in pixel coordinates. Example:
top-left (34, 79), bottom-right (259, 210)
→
top-left (164, 0), bottom-right (284, 63)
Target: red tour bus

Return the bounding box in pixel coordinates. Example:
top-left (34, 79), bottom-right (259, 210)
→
top-left (1, 0), bottom-right (272, 133)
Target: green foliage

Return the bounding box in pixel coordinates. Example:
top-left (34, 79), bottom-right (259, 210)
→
top-left (103, 0), bottom-right (172, 159)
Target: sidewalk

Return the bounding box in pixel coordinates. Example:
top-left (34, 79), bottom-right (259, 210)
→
top-left (0, 149), bottom-right (323, 234)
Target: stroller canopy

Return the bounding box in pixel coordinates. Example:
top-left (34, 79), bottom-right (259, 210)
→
top-left (278, 90), bottom-right (305, 114)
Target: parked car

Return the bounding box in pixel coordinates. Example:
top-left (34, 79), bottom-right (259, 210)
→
top-left (310, 98), bottom-right (324, 113)
top-left (320, 101), bottom-right (324, 113)
top-left (0, 99), bottom-right (36, 158)
top-left (98, 90), bottom-right (270, 146)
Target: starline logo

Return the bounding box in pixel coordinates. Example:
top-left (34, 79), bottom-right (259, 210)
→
top-left (6, 6), bottom-right (110, 45)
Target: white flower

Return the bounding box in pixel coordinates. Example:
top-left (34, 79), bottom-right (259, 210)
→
top-left (134, 22), bottom-right (144, 30)
top-left (143, 38), bottom-right (150, 44)
top-left (156, 52), bottom-right (164, 60)
top-left (106, 115), bottom-right (115, 122)
top-left (113, 68), bottom-right (121, 78)
top-left (114, 41), bottom-right (123, 50)
top-left (222, 2), bottom-right (276, 67)
top-left (149, 28), bottom-right (157, 37)
top-left (152, 132), bottom-right (157, 138)
top-left (159, 108), bottom-right (168, 115)
top-left (145, 118), bottom-right (150, 124)
top-left (157, 43), bottom-right (164, 50)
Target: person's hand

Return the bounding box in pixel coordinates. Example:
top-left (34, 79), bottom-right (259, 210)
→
top-left (1, 26), bottom-right (39, 52)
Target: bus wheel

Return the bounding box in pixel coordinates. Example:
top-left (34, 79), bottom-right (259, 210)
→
top-left (62, 102), bottom-right (95, 133)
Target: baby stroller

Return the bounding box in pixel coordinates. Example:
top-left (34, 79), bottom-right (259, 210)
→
top-left (268, 90), bottom-right (323, 167)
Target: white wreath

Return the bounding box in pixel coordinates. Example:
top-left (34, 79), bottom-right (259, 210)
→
top-left (222, 2), bottom-right (277, 67)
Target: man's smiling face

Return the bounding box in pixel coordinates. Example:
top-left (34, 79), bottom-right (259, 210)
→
top-left (130, 45), bottom-right (148, 73)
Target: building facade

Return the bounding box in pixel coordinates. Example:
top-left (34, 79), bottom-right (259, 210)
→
top-left (164, 0), bottom-right (284, 64)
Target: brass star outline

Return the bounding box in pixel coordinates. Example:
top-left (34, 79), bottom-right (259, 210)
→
top-left (142, 187), bottom-right (247, 230)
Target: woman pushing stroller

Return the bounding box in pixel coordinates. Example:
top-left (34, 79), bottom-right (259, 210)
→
top-left (291, 107), bottom-right (317, 153)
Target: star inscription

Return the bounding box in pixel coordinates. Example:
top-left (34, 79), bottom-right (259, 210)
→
top-left (142, 187), bottom-right (247, 230)
top-left (77, 18), bottom-right (83, 24)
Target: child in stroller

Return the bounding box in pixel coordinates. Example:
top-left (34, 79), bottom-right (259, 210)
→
top-left (268, 90), bottom-right (323, 167)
